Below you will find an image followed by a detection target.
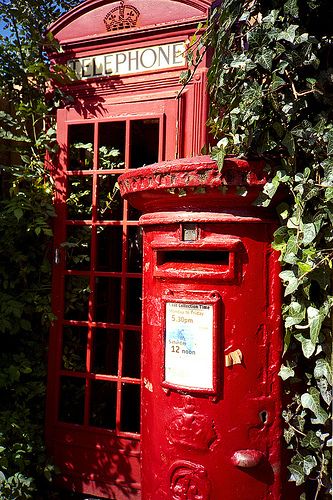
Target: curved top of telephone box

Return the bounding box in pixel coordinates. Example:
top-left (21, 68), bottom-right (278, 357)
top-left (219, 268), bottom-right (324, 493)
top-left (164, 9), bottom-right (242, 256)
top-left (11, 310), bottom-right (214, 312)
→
top-left (47, 0), bottom-right (214, 116)
top-left (48, 0), bottom-right (211, 51)
top-left (49, 0), bottom-right (211, 45)
top-left (118, 155), bottom-right (273, 221)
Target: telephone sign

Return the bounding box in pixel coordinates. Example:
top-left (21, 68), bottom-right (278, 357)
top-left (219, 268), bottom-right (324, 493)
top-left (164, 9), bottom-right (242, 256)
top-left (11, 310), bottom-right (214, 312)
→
top-left (68, 42), bottom-right (186, 79)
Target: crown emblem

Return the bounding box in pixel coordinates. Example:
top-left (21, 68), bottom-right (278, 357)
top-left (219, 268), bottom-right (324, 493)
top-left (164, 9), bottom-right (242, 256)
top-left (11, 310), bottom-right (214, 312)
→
top-left (104, 1), bottom-right (140, 32)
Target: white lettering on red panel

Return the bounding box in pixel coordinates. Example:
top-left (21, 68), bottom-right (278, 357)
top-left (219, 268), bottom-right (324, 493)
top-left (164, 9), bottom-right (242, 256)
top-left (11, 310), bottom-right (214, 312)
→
top-left (68, 42), bottom-right (186, 79)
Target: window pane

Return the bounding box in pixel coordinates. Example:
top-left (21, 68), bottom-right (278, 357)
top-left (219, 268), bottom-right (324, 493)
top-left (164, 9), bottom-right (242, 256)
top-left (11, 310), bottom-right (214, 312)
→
top-left (127, 205), bottom-right (141, 222)
top-left (97, 174), bottom-right (123, 220)
top-left (125, 278), bottom-right (142, 325)
top-left (96, 226), bottom-right (123, 272)
top-left (120, 383), bottom-right (140, 433)
top-left (64, 225), bottom-right (91, 271)
top-left (91, 328), bottom-right (119, 376)
top-left (94, 277), bottom-right (121, 324)
top-left (89, 380), bottom-right (117, 429)
top-left (68, 124), bottom-right (94, 171)
top-left (64, 276), bottom-right (90, 321)
top-left (122, 330), bottom-right (141, 379)
top-left (61, 326), bottom-right (87, 372)
top-left (67, 176), bottom-right (93, 221)
top-left (127, 226), bottom-right (142, 273)
top-left (59, 376), bottom-right (85, 424)
top-left (130, 119), bottom-right (159, 169)
top-left (98, 122), bottom-right (125, 169)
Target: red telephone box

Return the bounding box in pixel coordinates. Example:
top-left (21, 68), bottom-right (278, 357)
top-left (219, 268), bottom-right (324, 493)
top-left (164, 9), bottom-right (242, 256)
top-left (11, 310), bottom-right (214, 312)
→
top-left (119, 156), bottom-right (283, 499)
top-left (46, 1), bottom-right (212, 498)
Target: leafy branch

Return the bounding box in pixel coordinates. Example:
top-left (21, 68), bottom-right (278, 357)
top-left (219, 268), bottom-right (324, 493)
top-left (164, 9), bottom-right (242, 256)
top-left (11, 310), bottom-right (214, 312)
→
top-left (198, 0), bottom-right (333, 497)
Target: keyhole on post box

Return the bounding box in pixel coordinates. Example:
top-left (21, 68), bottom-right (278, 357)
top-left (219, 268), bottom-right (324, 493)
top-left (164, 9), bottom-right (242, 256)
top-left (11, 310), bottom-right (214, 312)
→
top-left (182, 223), bottom-right (198, 241)
top-left (259, 411), bottom-right (268, 424)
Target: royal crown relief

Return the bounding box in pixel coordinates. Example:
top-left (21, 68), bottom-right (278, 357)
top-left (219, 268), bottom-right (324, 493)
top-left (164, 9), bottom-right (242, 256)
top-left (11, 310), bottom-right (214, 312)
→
top-left (104, 1), bottom-right (140, 32)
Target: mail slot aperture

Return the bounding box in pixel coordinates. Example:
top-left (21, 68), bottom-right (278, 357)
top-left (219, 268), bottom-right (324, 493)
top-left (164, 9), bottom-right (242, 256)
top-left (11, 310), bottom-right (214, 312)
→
top-left (158, 249), bottom-right (229, 266)
top-left (152, 235), bottom-right (241, 281)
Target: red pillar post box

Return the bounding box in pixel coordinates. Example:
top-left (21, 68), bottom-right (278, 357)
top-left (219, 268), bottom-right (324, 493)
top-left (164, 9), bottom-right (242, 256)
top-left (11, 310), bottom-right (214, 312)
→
top-left (119, 156), bottom-right (283, 500)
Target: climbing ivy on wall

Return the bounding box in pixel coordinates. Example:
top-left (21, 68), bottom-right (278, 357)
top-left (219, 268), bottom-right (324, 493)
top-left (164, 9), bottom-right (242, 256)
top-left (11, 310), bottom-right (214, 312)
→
top-left (201, 0), bottom-right (332, 497)
top-left (0, 1), bottom-right (81, 498)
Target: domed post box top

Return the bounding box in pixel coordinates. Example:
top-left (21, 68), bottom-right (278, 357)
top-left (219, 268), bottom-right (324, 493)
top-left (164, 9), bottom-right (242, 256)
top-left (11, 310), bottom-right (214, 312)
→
top-left (118, 155), bottom-right (271, 218)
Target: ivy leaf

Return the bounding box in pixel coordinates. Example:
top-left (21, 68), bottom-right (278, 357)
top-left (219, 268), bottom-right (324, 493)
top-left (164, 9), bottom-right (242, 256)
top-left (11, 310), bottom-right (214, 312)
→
top-left (211, 144), bottom-right (227, 172)
top-left (14, 208), bottom-right (23, 221)
top-left (316, 377), bottom-right (332, 406)
top-left (285, 300), bottom-right (305, 327)
top-left (288, 453), bottom-right (317, 486)
top-left (280, 269), bottom-right (299, 296)
top-left (277, 25), bottom-right (298, 43)
top-left (314, 359), bottom-right (332, 385)
top-left (284, 0), bottom-right (299, 17)
top-left (302, 222), bottom-right (320, 246)
top-left (279, 363), bottom-right (295, 380)
top-left (301, 431), bottom-right (321, 450)
top-left (321, 159), bottom-right (333, 185)
top-left (307, 306), bottom-right (324, 345)
top-left (325, 187), bottom-right (333, 201)
top-left (326, 129), bottom-right (333, 155)
top-left (284, 427), bottom-right (295, 444)
top-left (295, 334), bottom-right (316, 358)
top-left (284, 234), bottom-right (298, 264)
top-left (301, 388), bottom-right (329, 424)
top-left (282, 131), bottom-right (295, 156)
top-left (256, 49), bottom-right (274, 71)
top-left (8, 365), bottom-right (20, 382)
top-left (262, 9), bottom-right (279, 26)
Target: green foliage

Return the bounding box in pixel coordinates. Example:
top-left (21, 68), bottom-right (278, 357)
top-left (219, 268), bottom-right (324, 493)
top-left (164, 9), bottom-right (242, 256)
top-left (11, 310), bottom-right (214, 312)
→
top-left (204, 0), bottom-right (332, 497)
top-left (0, 0), bottom-right (81, 498)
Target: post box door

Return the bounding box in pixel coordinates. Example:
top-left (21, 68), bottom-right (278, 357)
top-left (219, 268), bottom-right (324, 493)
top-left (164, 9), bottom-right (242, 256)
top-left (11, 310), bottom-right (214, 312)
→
top-left (46, 98), bottom-right (177, 498)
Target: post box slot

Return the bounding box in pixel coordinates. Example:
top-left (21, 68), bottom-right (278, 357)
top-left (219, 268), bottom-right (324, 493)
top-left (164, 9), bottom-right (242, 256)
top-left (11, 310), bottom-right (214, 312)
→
top-left (158, 250), bottom-right (229, 266)
top-left (152, 235), bottom-right (242, 281)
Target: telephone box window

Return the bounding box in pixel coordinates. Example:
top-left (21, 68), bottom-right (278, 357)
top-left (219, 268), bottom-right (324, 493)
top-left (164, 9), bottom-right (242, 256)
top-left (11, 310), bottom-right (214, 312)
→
top-left (128, 204), bottom-right (141, 221)
top-left (122, 330), bottom-right (141, 379)
top-left (127, 226), bottom-right (143, 273)
top-left (91, 328), bottom-right (120, 376)
top-left (61, 326), bottom-right (87, 372)
top-left (64, 276), bottom-right (90, 321)
top-left (89, 380), bottom-right (117, 429)
top-left (68, 124), bottom-right (94, 170)
top-left (96, 226), bottom-right (123, 272)
top-left (125, 278), bottom-right (142, 325)
top-left (99, 121), bottom-right (126, 168)
top-left (67, 176), bottom-right (93, 220)
top-left (130, 119), bottom-right (160, 168)
top-left (65, 225), bottom-right (91, 271)
top-left (59, 376), bottom-right (85, 424)
top-left (94, 277), bottom-right (121, 324)
top-left (120, 383), bottom-right (140, 433)
top-left (97, 174), bottom-right (123, 220)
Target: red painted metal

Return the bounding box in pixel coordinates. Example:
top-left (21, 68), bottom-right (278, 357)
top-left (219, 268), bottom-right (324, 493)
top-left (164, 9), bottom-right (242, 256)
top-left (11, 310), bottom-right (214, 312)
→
top-left (46, 1), bottom-right (213, 498)
top-left (119, 156), bottom-right (283, 500)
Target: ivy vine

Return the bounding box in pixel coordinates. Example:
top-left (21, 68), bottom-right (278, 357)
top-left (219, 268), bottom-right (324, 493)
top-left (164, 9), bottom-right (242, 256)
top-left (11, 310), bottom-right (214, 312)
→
top-left (198, 0), bottom-right (332, 497)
